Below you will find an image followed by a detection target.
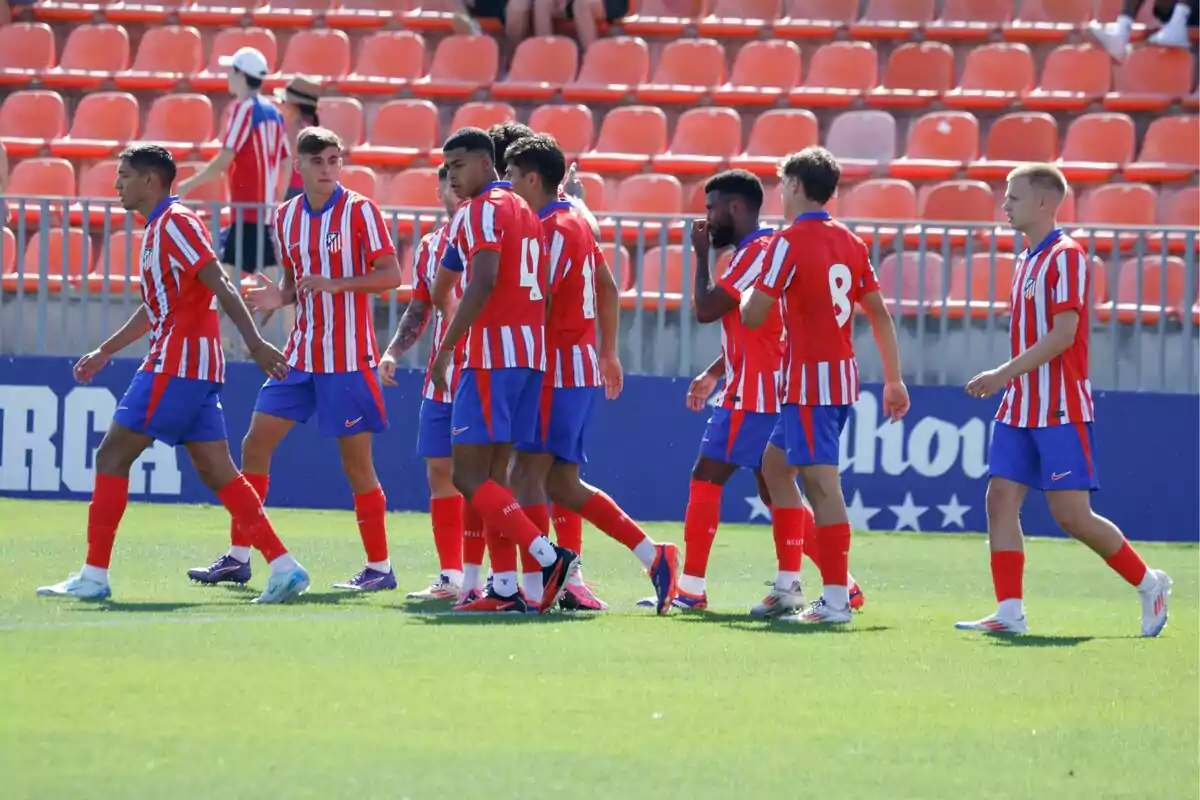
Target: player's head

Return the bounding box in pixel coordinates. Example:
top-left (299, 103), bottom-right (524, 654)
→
top-left (489, 121), bottom-right (535, 176)
top-left (442, 127), bottom-right (497, 199)
top-left (115, 144), bottom-right (177, 212)
top-left (435, 163), bottom-right (460, 217)
top-left (703, 169), bottom-right (764, 248)
top-left (778, 146), bottom-right (841, 219)
top-left (504, 134), bottom-right (566, 209)
top-left (1004, 163), bottom-right (1068, 234)
top-left (220, 46), bottom-right (269, 98)
top-left (295, 126), bottom-right (344, 192)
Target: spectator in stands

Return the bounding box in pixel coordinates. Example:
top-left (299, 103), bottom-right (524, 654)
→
top-left (507, 0), bottom-right (604, 49)
top-left (274, 76), bottom-right (322, 203)
top-left (1090, 0), bottom-right (1198, 62)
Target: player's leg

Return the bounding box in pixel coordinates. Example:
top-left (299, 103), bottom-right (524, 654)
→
top-left (459, 502), bottom-right (488, 605)
top-left (750, 433), bottom-right (808, 618)
top-left (510, 447), bottom-right (555, 607)
top-left (679, 406), bottom-right (741, 606)
top-left (410, 398), bottom-right (465, 600)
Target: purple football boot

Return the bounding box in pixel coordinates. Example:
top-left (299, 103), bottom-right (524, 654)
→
top-left (333, 567), bottom-right (398, 592)
top-left (187, 554), bottom-right (252, 586)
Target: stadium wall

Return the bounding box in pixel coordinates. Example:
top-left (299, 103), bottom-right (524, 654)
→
top-left (0, 356), bottom-right (1196, 543)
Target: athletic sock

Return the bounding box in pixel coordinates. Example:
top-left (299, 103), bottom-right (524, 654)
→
top-left (991, 550), bottom-right (1025, 618)
top-left (229, 472), bottom-right (268, 558)
top-left (551, 503), bottom-right (583, 553)
top-left (430, 495), bottom-right (464, 573)
top-left (354, 486), bottom-right (390, 570)
top-left (85, 474), bottom-right (129, 573)
top-left (217, 474), bottom-right (289, 565)
top-left (1105, 540), bottom-right (1149, 587)
top-left (682, 479), bottom-right (721, 579)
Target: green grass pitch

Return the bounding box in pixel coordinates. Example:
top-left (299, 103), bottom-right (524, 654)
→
top-left (1, 498), bottom-right (1196, 799)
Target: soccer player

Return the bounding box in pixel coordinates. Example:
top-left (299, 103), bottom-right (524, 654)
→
top-left (187, 127), bottom-right (403, 591)
top-left (504, 134), bottom-right (680, 614)
top-left (956, 163), bottom-right (1172, 637)
top-left (741, 146), bottom-right (910, 624)
top-left (432, 127), bottom-right (580, 614)
top-left (36, 145), bottom-right (307, 604)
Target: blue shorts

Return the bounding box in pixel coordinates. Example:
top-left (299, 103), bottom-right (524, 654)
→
top-left (254, 368), bottom-right (387, 438)
top-left (699, 407), bottom-right (778, 469)
top-left (417, 398), bottom-right (453, 459)
top-left (452, 367), bottom-right (541, 446)
top-left (768, 403), bottom-right (850, 467)
top-left (989, 421), bottom-right (1100, 492)
top-left (516, 385), bottom-right (600, 464)
top-left (113, 371), bottom-right (227, 446)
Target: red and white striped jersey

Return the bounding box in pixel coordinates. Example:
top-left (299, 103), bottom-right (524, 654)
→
top-left (542, 200), bottom-right (604, 388)
top-left (713, 229), bottom-right (784, 413)
top-left (139, 196), bottom-right (226, 382)
top-left (442, 181), bottom-right (546, 372)
top-left (996, 229), bottom-right (1094, 427)
top-left (756, 212), bottom-right (880, 406)
top-left (412, 223), bottom-right (466, 402)
top-left (223, 95), bottom-right (287, 223)
top-left (275, 184), bottom-right (394, 373)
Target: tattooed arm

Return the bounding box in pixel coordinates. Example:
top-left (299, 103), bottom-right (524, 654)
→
top-left (378, 298), bottom-right (432, 386)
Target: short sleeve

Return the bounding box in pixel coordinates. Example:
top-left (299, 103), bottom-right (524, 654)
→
top-left (717, 245), bottom-right (766, 300)
top-left (461, 197), bottom-right (504, 259)
top-left (411, 236), bottom-right (433, 304)
top-left (164, 212), bottom-right (217, 275)
top-left (355, 199), bottom-right (395, 263)
top-left (274, 207), bottom-right (296, 275)
top-left (223, 100), bottom-right (253, 153)
top-left (440, 206), bottom-right (467, 272)
top-left (545, 226), bottom-right (569, 295)
top-left (754, 233), bottom-right (793, 300)
top-left (1047, 248), bottom-right (1087, 315)
top-left (856, 242), bottom-right (880, 299)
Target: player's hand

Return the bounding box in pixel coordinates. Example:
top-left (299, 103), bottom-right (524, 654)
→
top-left (378, 352), bottom-right (399, 387)
top-left (73, 349), bottom-right (111, 384)
top-left (690, 219), bottom-right (710, 256)
top-left (245, 273), bottom-right (284, 313)
top-left (562, 162), bottom-right (584, 200)
top-left (297, 274), bottom-right (339, 295)
top-left (687, 371), bottom-right (718, 412)
top-left (882, 380), bottom-right (911, 423)
top-left (599, 352), bottom-right (624, 400)
top-left (431, 348), bottom-right (452, 394)
top-left (250, 339), bottom-right (289, 381)
top-left (966, 368), bottom-right (1008, 400)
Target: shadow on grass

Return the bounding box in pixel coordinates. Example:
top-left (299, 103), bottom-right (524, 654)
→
top-left (292, 590), bottom-right (369, 606)
top-left (671, 610), bottom-right (890, 635)
top-left (74, 600), bottom-right (213, 613)
top-left (400, 606), bottom-right (600, 627)
top-left (986, 634), bottom-right (1104, 648)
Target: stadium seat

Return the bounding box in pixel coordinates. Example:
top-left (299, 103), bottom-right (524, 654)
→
top-left (712, 40), bottom-right (801, 107)
top-left (174, 162), bottom-right (230, 219)
top-left (849, 0), bottom-right (935, 39)
top-left (1124, 116), bottom-right (1200, 182)
top-left (50, 92), bottom-right (139, 159)
top-left (41, 23), bottom-right (131, 90)
top-left (1095, 256), bottom-right (1186, 325)
top-left (352, 99), bottom-right (439, 167)
top-left (578, 106), bottom-right (668, 174)
top-left (890, 111), bottom-right (979, 180)
top-left (411, 35), bottom-right (498, 99)
top-left (761, 182), bottom-right (785, 218)
top-left (624, 244), bottom-right (685, 310)
top-left (88, 229), bottom-right (143, 295)
top-left (340, 31), bottom-right (427, 94)
top-left (5, 157), bottom-right (75, 226)
top-left (278, 29), bottom-right (351, 82)
top-left (105, 0), bottom-right (174, 24)
top-left (683, 179), bottom-right (707, 215)
top-left (635, 39), bottom-right (726, 105)
top-left (492, 37), bottom-right (579, 101)
top-left (934, 253), bottom-right (1016, 319)
top-left (317, 97), bottom-right (365, 148)
top-left (652, 107), bottom-right (742, 174)
top-left (0, 90), bottom-right (66, 157)
top-left (1160, 186), bottom-right (1199, 255)
top-left (773, 0), bottom-right (858, 37)
top-left (386, 168), bottom-right (441, 209)
top-left (325, 0), bottom-right (409, 28)
top-left (621, 0), bottom-right (704, 36)
top-left (29, 0), bottom-right (109, 24)
top-left (1022, 43), bottom-right (1111, 111)
top-left (967, 112), bottom-right (1059, 179)
top-left (72, 159), bottom-right (126, 228)
top-left (789, 41), bottom-right (878, 107)
top-left (449, 102), bottom-right (516, 134)
top-left (192, 28), bottom-right (278, 92)
top-left (873, 252), bottom-right (946, 317)
top-left (562, 37), bottom-right (650, 103)
top-left (867, 42), bottom-right (955, 109)
top-left (1105, 47), bottom-right (1196, 112)
top-left (2, 229), bottom-right (88, 295)
top-left (405, 0), bottom-right (495, 32)
top-left (0, 23), bottom-right (56, 87)
top-left (729, 109), bottom-right (818, 177)
top-left (572, 172), bottom-right (607, 211)
top-left (141, 94), bottom-right (214, 159)
top-left (178, 0), bottom-right (268, 27)
top-left (114, 25), bottom-right (202, 91)
top-left (598, 242), bottom-right (632, 289)
top-left (1075, 183), bottom-right (1157, 253)
top-left (824, 110), bottom-right (896, 178)
top-left (608, 174), bottom-right (683, 245)
top-left (254, 0), bottom-right (336, 27)
top-left (910, 179), bottom-right (994, 248)
top-left (1003, 0), bottom-right (1091, 42)
top-left (339, 165), bottom-right (379, 199)
top-left (0, 229), bottom-right (14, 284)
top-left (838, 178), bottom-right (916, 248)
top-left (926, 0), bottom-right (1013, 39)
top-left (699, 0), bottom-right (781, 37)
top-left (943, 43), bottom-right (1035, 110)
top-left (1057, 113), bottom-right (1135, 182)
top-left (528, 104), bottom-right (594, 160)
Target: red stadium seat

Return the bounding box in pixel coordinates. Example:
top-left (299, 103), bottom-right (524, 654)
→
top-left (114, 25), bottom-right (203, 91)
top-left (967, 112), bottom-right (1059, 179)
top-left (142, 94), bottom-right (215, 159)
top-left (1124, 116), bottom-right (1200, 182)
top-left (729, 109), bottom-right (818, 177)
top-left (178, 0), bottom-right (265, 27)
top-left (339, 165), bottom-right (379, 199)
top-left (1105, 47), bottom-right (1195, 112)
top-left (352, 99), bottom-right (439, 167)
top-left (1, 229), bottom-right (89, 295)
top-left (0, 90), bottom-right (66, 157)
top-left (598, 242), bottom-right (632, 289)
top-left (254, 0), bottom-right (336, 28)
top-left (192, 28), bottom-right (278, 92)
top-left (910, 179), bottom-right (994, 248)
top-left (572, 172), bottom-right (607, 212)
top-left (318, 97), bottom-right (365, 149)
top-left (1095, 256), bottom-right (1187, 325)
top-left (624, 244), bottom-right (685, 310)
top-left (327, 0), bottom-right (410, 28)
top-left (386, 167), bottom-right (441, 208)
top-left (825, 110), bottom-right (896, 178)
top-left (933, 253), bottom-right (1017, 319)
top-left (890, 111), bottom-right (979, 180)
top-left (578, 106), bottom-right (668, 174)
top-left (278, 29), bottom-right (351, 81)
top-left (790, 41), bottom-right (878, 107)
top-left (42, 23), bottom-right (131, 90)
top-left (174, 162), bottom-right (230, 219)
top-left (5, 157), bottom-right (75, 226)
top-left (621, 0), bottom-right (704, 36)
top-left (562, 37), bottom-right (650, 103)
top-left (849, 0), bottom-right (935, 39)
top-left (30, 0), bottom-right (109, 24)
top-left (927, 0), bottom-right (1013, 40)
top-left (72, 159), bottom-right (127, 228)
top-left (1160, 186), bottom-right (1200, 255)
top-left (1003, 0), bottom-right (1091, 42)
top-left (0, 23), bottom-right (56, 87)
top-left (1022, 43), bottom-right (1111, 111)
top-left (1057, 113), bottom-right (1135, 182)
top-left (608, 175), bottom-right (683, 246)
top-left (873, 252), bottom-right (946, 317)
top-left (528, 104), bottom-right (594, 160)
top-left (713, 40), bottom-right (802, 107)
top-left (838, 178), bottom-right (916, 248)
top-left (943, 43), bottom-right (1035, 110)
top-left (635, 39), bottom-right (726, 105)
top-left (493, 37), bottom-right (579, 102)
top-left (411, 35), bottom-right (498, 100)
top-left (867, 42), bottom-right (955, 109)
top-left (699, 0), bottom-right (781, 37)
top-left (406, 0), bottom-right (493, 32)
top-left (774, 0), bottom-right (858, 37)
top-left (88, 229), bottom-right (143, 295)
top-left (652, 107), bottom-right (743, 174)
top-left (449, 102), bottom-right (516, 134)
top-left (50, 92), bottom-right (139, 159)
top-left (1074, 183), bottom-right (1158, 254)
top-left (340, 31), bottom-right (427, 95)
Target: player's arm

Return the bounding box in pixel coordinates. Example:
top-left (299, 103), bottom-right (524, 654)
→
top-left (563, 162), bottom-right (602, 240)
top-left (196, 260), bottom-right (288, 379)
top-left (995, 310), bottom-right (1080, 385)
top-left (430, 266), bottom-right (460, 316)
top-left (860, 291), bottom-right (902, 384)
top-left (176, 149), bottom-right (234, 197)
top-left (439, 249), bottom-right (498, 351)
top-left (299, 201), bottom-right (402, 295)
top-left (689, 222), bottom-right (738, 323)
top-left (741, 234), bottom-right (788, 330)
top-left (595, 252), bottom-right (620, 357)
top-left (73, 306), bottom-right (151, 383)
top-left (740, 288), bottom-right (775, 330)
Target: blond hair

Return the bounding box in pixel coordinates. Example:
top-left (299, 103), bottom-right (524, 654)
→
top-left (1007, 163), bottom-right (1068, 197)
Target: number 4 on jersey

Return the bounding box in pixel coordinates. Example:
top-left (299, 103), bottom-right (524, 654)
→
top-left (519, 237), bottom-right (543, 301)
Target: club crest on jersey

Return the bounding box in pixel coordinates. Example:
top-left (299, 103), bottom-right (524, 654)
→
top-left (141, 246), bottom-right (153, 265)
top-left (1023, 274), bottom-right (1037, 299)
top-left (325, 232), bottom-right (342, 253)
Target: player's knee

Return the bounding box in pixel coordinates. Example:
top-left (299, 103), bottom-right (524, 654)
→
top-left (94, 431), bottom-right (140, 476)
top-left (1046, 492), bottom-right (1093, 533)
top-left (691, 457), bottom-right (731, 485)
top-left (985, 480), bottom-right (1023, 523)
top-left (426, 459), bottom-right (456, 497)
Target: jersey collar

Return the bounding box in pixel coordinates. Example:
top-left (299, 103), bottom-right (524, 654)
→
top-left (793, 210), bottom-right (831, 223)
top-left (737, 227), bottom-right (774, 250)
top-left (146, 195), bottom-right (179, 226)
top-left (1024, 228), bottom-right (1064, 259)
top-left (303, 183), bottom-right (344, 216)
top-left (538, 199), bottom-right (573, 219)
top-left (482, 180), bottom-right (512, 194)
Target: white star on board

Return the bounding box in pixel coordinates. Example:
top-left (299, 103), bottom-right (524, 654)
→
top-left (937, 494), bottom-right (971, 530)
top-left (846, 490), bottom-right (881, 532)
top-left (889, 492), bottom-right (929, 532)
top-left (745, 494), bottom-right (772, 522)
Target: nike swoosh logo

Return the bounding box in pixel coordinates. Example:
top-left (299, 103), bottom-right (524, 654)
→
top-left (345, 416), bottom-right (363, 428)
top-left (1051, 471), bottom-right (1072, 481)
top-left (452, 427), bottom-right (468, 435)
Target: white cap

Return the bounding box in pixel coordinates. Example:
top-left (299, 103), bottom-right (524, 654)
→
top-left (218, 47), bottom-right (269, 79)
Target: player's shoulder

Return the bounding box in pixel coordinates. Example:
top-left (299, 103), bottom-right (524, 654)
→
top-left (343, 189), bottom-right (382, 214)
top-left (276, 193), bottom-right (304, 222)
top-left (161, 201), bottom-right (204, 230)
top-left (1050, 232), bottom-right (1088, 259)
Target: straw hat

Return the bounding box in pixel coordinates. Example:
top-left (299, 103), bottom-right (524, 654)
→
top-left (274, 76), bottom-right (322, 109)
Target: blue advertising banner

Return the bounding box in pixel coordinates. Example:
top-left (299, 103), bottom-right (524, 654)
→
top-left (0, 356), bottom-right (1196, 542)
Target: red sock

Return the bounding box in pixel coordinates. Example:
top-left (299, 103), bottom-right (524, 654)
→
top-left (683, 479), bottom-right (722, 577)
top-left (800, 506), bottom-right (822, 570)
top-left (217, 474), bottom-right (288, 563)
top-left (580, 490), bottom-right (646, 551)
top-left (471, 480), bottom-right (541, 550)
top-left (520, 504), bottom-right (550, 573)
top-left (85, 474), bottom-right (129, 569)
top-left (230, 472), bottom-right (268, 548)
top-left (991, 550), bottom-right (1025, 601)
top-left (771, 506), bottom-right (804, 572)
top-left (354, 486), bottom-right (389, 563)
top-left (463, 503), bottom-right (487, 566)
top-left (484, 522), bottom-right (517, 574)
top-left (430, 495), bottom-right (464, 572)
top-left (551, 503), bottom-right (583, 554)
top-left (816, 522), bottom-right (851, 586)
top-left (1105, 540), bottom-right (1149, 587)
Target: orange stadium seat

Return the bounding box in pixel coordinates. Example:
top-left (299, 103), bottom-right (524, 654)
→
top-left (326, 0), bottom-right (409, 28)
top-left (142, 94), bottom-right (215, 159)
top-left (1022, 43), bottom-right (1111, 111)
top-left (5, 157), bottom-right (75, 226)
top-left (873, 252), bottom-right (946, 317)
top-left (449, 102), bottom-right (516, 134)
top-left (621, 0), bottom-right (704, 36)
top-left (1075, 183), bottom-right (1157, 253)
top-left (174, 163), bottom-right (230, 219)
top-left (635, 39), bottom-right (726, 105)
top-left (105, 0), bottom-right (172, 24)
top-left (867, 42), bottom-right (955, 109)
top-left (1124, 116), bottom-right (1200, 182)
top-left (935, 253), bottom-right (1017, 319)
top-left (598, 243), bottom-right (632, 289)
top-left (72, 159), bottom-right (127, 228)
top-left (578, 106), bottom-right (668, 174)
top-left (411, 34), bottom-right (498, 99)
top-left (0, 91), bottom-right (66, 157)
top-left (1057, 113), bottom-right (1135, 182)
top-left (178, 0), bottom-right (266, 27)
top-left (0, 229), bottom-right (15, 283)
top-left (1160, 186), bottom-right (1199, 255)
top-left (774, 0), bottom-right (858, 37)
top-left (386, 168), bottom-right (441, 208)
top-left (50, 92), bottom-right (139, 159)
top-left (317, 97), bottom-right (365, 148)
top-left (30, 0), bottom-right (109, 24)
top-left (699, 0), bottom-right (781, 37)
top-left (943, 43), bottom-right (1035, 110)
top-left (1, 229), bottom-right (89, 295)
top-left (0, 23), bottom-right (56, 87)
top-left (967, 112), bottom-right (1059, 179)
top-left (624, 245), bottom-right (685, 310)
top-left (1003, 0), bottom-right (1091, 42)
top-left (562, 37), bottom-right (650, 103)
top-left (352, 99), bottom-right (439, 167)
top-left (340, 31), bottom-right (427, 94)
top-left (279, 29), bottom-right (351, 81)
top-left (41, 23), bottom-right (131, 91)
top-left (652, 107), bottom-right (742, 174)
top-left (790, 41), bottom-right (877, 107)
top-left (849, 0), bottom-right (935, 39)
top-left (729, 109), bottom-right (818, 176)
top-left (492, 37), bottom-right (579, 102)
top-left (824, 109), bottom-right (896, 178)
top-left (255, 0), bottom-right (336, 27)
top-left (713, 40), bottom-right (801, 107)
top-left (88, 229), bottom-right (143, 295)
top-left (1095, 256), bottom-right (1187, 325)
top-left (573, 172), bottom-right (607, 211)
top-left (192, 28), bottom-right (277, 92)
top-left (911, 179), bottom-right (993, 248)
top-left (927, 0), bottom-right (1013, 39)
top-left (528, 104), bottom-right (594, 160)
top-left (838, 178), bottom-right (916, 248)
top-left (1105, 47), bottom-right (1196, 112)
top-left (114, 25), bottom-right (202, 91)
top-left (608, 174), bottom-right (683, 245)
top-left (339, 165), bottom-right (379, 199)
top-left (406, 0), bottom-right (498, 32)
top-left (890, 111), bottom-right (979, 180)
top-left (683, 179), bottom-right (707, 215)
